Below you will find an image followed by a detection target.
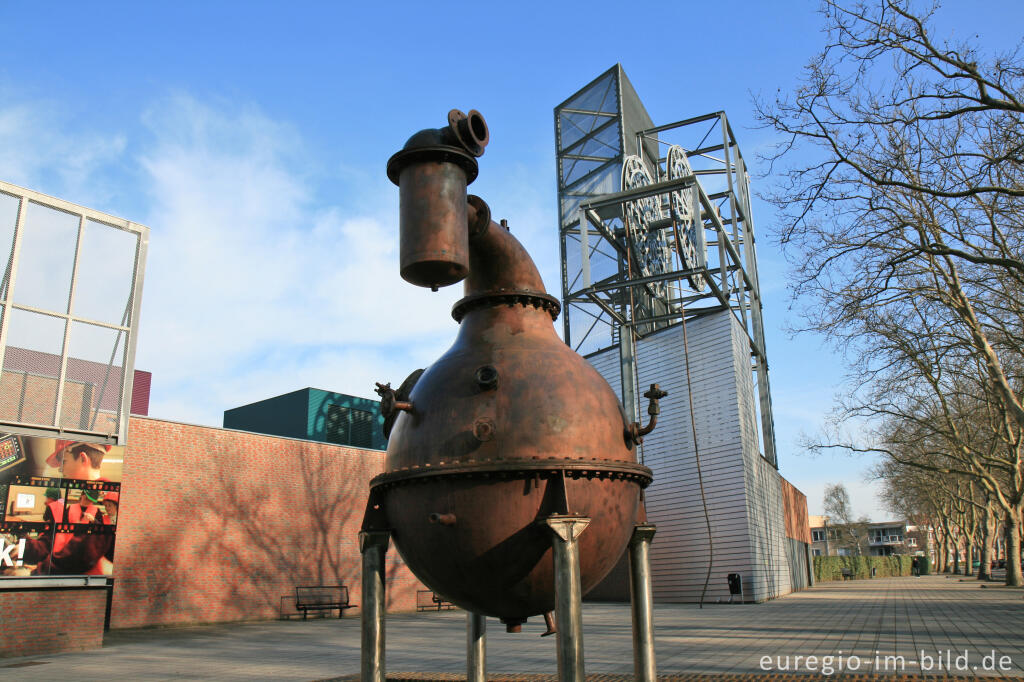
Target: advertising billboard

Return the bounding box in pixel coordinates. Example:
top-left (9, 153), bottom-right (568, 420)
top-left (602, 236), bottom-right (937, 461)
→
top-left (0, 434), bottom-right (122, 577)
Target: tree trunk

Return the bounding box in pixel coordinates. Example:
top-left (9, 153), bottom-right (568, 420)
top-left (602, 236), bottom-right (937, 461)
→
top-left (1007, 509), bottom-right (1023, 587)
top-left (943, 522), bottom-right (955, 573)
top-left (978, 508), bottom-right (994, 581)
top-left (965, 539), bottom-right (975, 576)
top-left (979, 541), bottom-right (992, 580)
top-left (938, 534), bottom-right (948, 573)
top-left (953, 536), bottom-right (961, 575)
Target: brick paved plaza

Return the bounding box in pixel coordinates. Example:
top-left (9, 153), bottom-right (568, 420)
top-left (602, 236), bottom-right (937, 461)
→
top-left (3, 575), bottom-right (1022, 680)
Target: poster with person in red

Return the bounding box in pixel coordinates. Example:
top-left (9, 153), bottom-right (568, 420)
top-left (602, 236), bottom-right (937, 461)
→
top-left (0, 435), bottom-right (122, 577)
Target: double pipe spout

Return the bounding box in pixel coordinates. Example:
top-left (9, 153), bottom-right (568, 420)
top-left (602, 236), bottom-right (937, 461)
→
top-left (386, 109), bottom-right (551, 308)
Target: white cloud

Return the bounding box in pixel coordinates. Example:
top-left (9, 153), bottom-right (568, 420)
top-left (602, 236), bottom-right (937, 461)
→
top-left (0, 93), bottom-right (564, 428)
top-left (134, 95), bottom-right (465, 424)
top-left (0, 99), bottom-right (126, 206)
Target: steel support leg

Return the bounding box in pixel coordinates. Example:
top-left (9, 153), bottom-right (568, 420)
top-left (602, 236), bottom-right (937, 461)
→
top-left (629, 524), bottom-right (657, 682)
top-left (545, 515), bottom-right (590, 682)
top-left (467, 611), bottom-right (486, 682)
top-left (359, 530), bottom-right (390, 682)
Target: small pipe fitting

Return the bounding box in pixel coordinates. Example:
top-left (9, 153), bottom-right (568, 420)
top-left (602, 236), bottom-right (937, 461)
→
top-left (375, 382), bottom-right (414, 421)
top-left (501, 617), bottom-right (526, 633)
top-left (541, 611), bottom-right (557, 637)
top-left (467, 195), bottom-right (491, 238)
top-left (627, 384), bottom-right (668, 445)
top-left (448, 109), bottom-right (489, 157)
top-left (429, 512), bottom-right (457, 526)
top-left (475, 365), bottom-right (499, 391)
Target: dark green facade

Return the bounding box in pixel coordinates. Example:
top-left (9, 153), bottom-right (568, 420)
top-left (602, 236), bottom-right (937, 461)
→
top-left (223, 388), bottom-right (387, 450)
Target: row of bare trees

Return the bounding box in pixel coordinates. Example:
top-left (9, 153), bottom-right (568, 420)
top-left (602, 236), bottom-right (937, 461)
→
top-left (877, 459), bottom-right (1010, 578)
top-left (758, 0), bottom-right (1024, 585)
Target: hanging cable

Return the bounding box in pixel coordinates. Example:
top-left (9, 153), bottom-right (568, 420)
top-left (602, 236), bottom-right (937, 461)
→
top-left (623, 214), bottom-right (642, 465)
top-left (624, 153), bottom-right (714, 607)
top-left (672, 219), bottom-right (714, 609)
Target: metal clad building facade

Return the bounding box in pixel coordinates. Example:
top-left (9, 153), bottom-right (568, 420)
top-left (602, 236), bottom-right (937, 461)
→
top-left (558, 66), bottom-right (810, 602)
top-left (590, 311), bottom-right (800, 602)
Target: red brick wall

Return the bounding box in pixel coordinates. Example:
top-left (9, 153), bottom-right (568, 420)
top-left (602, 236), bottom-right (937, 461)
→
top-left (111, 417), bottom-right (425, 629)
top-left (781, 477), bottom-right (811, 544)
top-left (130, 370), bottom-right (152, 416)
top-left (0, 349), bottom-right (128, 430)
top-left (0, 588), bottom-right (107, 657)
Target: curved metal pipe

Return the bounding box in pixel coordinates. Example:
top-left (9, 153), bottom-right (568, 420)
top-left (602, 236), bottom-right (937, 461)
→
top-left (464, 206), bottom-right (548, 298)
top-left (627, 384), bottom-right (669, 445)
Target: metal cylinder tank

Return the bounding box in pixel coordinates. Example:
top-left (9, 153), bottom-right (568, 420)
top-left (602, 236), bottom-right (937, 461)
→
top-left (387, 109), bottom-right (489, 290)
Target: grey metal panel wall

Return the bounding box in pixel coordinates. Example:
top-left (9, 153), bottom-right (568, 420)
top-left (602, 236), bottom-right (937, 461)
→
top-left (587, 309), bottom-right (793, 603)
top-left (728, 315), bottom-right (793, 602)
top-left (590, 311), bottom-right (755, 602)
top-left (586, 347), bottom-right (622, 407)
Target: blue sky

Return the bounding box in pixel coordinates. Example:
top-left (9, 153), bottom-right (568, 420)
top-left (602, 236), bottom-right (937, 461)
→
top-left (1, 1), bottom-right (1020, 520)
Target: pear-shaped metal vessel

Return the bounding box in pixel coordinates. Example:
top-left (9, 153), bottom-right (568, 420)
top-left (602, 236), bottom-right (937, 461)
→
top-left (367, 109), bottom-right (654, 629)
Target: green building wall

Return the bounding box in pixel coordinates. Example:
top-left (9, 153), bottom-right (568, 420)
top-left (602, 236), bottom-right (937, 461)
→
top-left (306, 389), bottom-right (387, 450)
top-left (223, 388), bottom-right (387, 450)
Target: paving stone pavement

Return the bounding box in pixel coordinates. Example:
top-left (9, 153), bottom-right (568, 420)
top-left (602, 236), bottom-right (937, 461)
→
top-left (2, 575), bottom-right (1022, 680)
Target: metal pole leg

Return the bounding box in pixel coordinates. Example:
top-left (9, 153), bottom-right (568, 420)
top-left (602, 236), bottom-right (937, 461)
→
top-left (629, 524), bottom-right (657, 682)
top-left (467, 612), bottom-right (486, 682)
top-left (545, 515), bottom-right (590, 682)
top-left (359, 530), bottom-right (390, 682)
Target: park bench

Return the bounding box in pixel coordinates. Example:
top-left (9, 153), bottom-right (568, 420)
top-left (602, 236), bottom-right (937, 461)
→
top-left (841, 568), bottom-right (854, 580)
top-left (416, 590), bottom-right (455, 611)
top-left (294, 585), bottom-right (356, 619)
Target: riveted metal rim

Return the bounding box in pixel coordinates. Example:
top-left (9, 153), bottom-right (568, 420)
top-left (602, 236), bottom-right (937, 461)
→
top-left (452, 291), bottom-right (561, 322)
top-left (387, 146), bottom-right (479, 185)
top-left (369, 457), bottom-right (653, 491)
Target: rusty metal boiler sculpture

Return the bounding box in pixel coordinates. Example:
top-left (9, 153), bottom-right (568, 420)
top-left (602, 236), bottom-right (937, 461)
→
top-left (359, 109), bottom-right (665, 682)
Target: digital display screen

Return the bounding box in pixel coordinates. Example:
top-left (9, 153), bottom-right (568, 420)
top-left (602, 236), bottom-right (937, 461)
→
top-left (0, 436), bottom-right (22, 471)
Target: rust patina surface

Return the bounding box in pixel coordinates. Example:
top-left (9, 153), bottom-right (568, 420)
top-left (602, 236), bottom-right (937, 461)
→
top-left (367, 110), bottom-right (662, 631)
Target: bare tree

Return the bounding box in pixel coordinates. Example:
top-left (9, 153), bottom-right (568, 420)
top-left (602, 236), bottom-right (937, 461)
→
top-left (757, 0), bottom-right (1024, 586)
top-left (875, 458), bottom-right (943, 564)
top-left (823, 483), bottom-right (870, 555)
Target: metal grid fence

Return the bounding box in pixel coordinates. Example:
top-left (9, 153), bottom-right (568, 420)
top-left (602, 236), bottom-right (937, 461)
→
top-left (554, 65), bottom-right (778, 466)
top-left (0, 181), bottom-right (148, 445)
